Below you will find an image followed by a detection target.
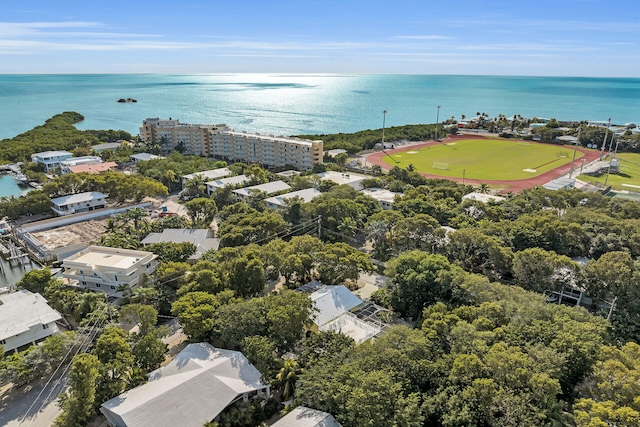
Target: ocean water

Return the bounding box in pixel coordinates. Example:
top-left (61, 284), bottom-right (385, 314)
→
top-left (0, 175), bottom-right (29, 198)
top-left (1, 74), bottom-right (639, 140)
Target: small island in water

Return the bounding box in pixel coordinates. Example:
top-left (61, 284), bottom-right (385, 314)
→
top-left (117, 97), bottom-right (137, 103)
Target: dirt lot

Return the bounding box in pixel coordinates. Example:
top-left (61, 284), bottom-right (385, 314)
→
top-left (31, 220), bottom-right (107, 249)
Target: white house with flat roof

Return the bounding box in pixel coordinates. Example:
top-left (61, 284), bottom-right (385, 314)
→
top-left (181, 168), bottom-right (233, 186)
top-left (0, 290), bottom-right (62, 353)
top-left (264, 188), bottom-right (322, 210)
top-left (31, 151), bottom-right (73, 173)
top-left (62, 246), bottom-right (158, 296)
top-left (233, 181), bottom-right (291, 201)
top-left (360, 188), bottom-right (402, 210)
top-left (317, 171), bottom-right (367, 190)
top-left (100, 343), bottom-right (270, 427)
top-left (60, 156), bottom-right (104, 174)
top-left (206, 175), bottom-right (251, 195)
top-left (51, 191), bottom-right (108, 216)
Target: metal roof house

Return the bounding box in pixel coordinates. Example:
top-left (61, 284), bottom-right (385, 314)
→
top-left (206, 174), bottom-right (251, 195)
top-left (181, 168), bottom-right (233, 186)
top-left (264, 188), bottom-right (322, 209)
top-left (92, 142), bottom-right (123, 152)
top-left (272, 406), bottom-right (342, 427)
top-left (130, 153), bottom-right (164, 162)
top-left (233, 180), bottom-right (291, 201)
top-left (0, 290), bottom-right (62, 353)
top-left (50, 191), bottom-right (108, 216)
top-left (100, 343), bottom-right (270, 427)
top-left (309, 285), bottom-right (364, 328)
top-left (306, 285), bottom-right (383, 344)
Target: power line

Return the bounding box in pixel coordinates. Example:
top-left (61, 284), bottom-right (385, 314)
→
top-left (20, 302), bottom-right (111, 421)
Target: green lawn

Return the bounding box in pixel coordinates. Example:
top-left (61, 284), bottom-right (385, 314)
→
top-left (382, 138), bottom-right (583, 181)
top-left (578, 152), bottom-right (640, 191)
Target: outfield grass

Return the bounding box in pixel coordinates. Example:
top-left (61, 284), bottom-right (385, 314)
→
top-left (578, 152), bottom-right (640, 191)
top-left (382, 138), bottom-right (583, 181)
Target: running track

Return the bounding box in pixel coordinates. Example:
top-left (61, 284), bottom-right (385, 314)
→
top-left (365, 134), bottom-right (603, 193)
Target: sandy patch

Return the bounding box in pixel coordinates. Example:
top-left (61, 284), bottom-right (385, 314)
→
top-left (31, 220), bottom-right (107, 249)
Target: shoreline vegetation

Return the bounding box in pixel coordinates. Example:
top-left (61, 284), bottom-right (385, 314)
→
top-left (0, 112), bottom-right (132, 164)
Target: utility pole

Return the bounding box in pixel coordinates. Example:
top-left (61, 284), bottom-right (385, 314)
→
top-left (317, 215), bottom-right (322, 240)
top-left (381, 110), bottom-right (387, 148)
top-left (435, 105), bottom-right (441, 141)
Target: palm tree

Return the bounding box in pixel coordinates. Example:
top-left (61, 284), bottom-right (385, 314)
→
top-left (276, 360), bottom-right (300, 403)
top-left (184, 175), bottom-right (207, 198)
top-left (163, 170), bottom-right (177, 192)
top-left (366, 220), bottom-right (391, 260)
top-left (477, 183), bottom-right (490, 194)
top-left (337, 217), bottom-right (358, 240)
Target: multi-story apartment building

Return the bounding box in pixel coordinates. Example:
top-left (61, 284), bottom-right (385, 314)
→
top-left (210, 129), bottom-right (323, 170)
top-left (139, 118), bottom-right (227, 157)
top-left (62, 246), bottom-right (159, 296)
top-left (139, 118), bottom-right (323, 170)
top-left (31, 151), bottom-right (73, 173)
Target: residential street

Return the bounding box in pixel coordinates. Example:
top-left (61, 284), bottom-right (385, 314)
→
top-left (0, 372), bottom-right (66, 427)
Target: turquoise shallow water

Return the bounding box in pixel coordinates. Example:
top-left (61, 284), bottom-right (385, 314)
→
top-left (0, 175), bottom-right (28, 198)
top-left (1, 74), bottom-right (639, 140)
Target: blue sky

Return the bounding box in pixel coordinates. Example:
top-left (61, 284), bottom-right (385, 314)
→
top-left (2, 0), bottom-right (639, 76)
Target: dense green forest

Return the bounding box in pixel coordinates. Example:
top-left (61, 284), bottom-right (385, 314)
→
top-left (0, 112), bottom-right (133, 163)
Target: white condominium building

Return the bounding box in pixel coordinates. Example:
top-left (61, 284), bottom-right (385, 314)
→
top-left (139, 118), bottom-right (228, 157)
top-left (140, 118), bottom-right (323, 170)
top-left (211, 129), bottom-right (323, 170)
top-left (62, 246), bottom-right (159, 296)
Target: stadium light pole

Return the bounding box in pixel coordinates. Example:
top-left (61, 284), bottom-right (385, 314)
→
top-left (599, 118), bottom-right (611, 160)
top-left (435, 105), bottom-right (441, 141)
top-left (381, 110), bottom-right (387, 148)
top-left (569, 127), bottom-right (581, 179)
top-left (462, 169), bottom-right (466, 185)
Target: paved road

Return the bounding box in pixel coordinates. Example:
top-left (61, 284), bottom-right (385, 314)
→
top-left (0, 372), bottom-right (66, 427)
